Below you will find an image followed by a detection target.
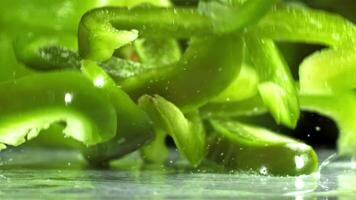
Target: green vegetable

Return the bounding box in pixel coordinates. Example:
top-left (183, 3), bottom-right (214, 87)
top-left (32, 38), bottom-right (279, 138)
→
top-left (13, 34), bottom-right (79, 71)
top-left (0, 71), bottom-right (117, 148)
top-left (139, 95), bottom-right (205, 167)
top-left (249, 4), bottom-right (356, 46)
top-left (245, 36), bottom-right (299, 128)
top-left (78, 6), bottom-right (213, 61)
top-left (211, 63), bottom-right (259, 103)
top-left (3, 0), bottom-right (355, 177)
top-left (206, 120), bottom-right (318, 176)
top-left (300, 93), bottom-right (356, 156)
top-left (80, 61), bottom-right (154, 165)
top-left (299, 45), bottom-right (356, 94)
top-left (198, 0), bottom-right (278, 33)
top-left (122, 35), bottom-right (243, 112)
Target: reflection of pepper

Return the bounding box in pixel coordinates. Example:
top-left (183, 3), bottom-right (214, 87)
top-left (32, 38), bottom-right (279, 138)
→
top-left (0, 71), bottom-right (117, 148)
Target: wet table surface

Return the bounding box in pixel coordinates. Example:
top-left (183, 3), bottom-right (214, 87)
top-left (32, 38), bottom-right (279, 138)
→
top-left (0, 147), bottom-right (355, 199)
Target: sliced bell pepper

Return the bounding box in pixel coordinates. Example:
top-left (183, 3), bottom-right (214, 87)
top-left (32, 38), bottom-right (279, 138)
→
top-left (0, 71), bottom-right (117, 148)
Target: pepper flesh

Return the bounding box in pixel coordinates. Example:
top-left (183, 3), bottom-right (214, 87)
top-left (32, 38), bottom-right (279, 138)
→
top-left (123, 35), bottom-right (243, 112)
top-left (206, 120), bottom-right (318, 176)
top-left (245, 36), bottom-right (299, 128)
top-left (80, 61), bottom-right (154, 164)
top-left (0, 71), bottom-right (117, 147)
top-left (139, 95), bottom-right (205, 167)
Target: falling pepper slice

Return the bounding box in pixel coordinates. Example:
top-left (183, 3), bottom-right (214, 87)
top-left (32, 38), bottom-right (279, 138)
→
top-left (0, 71), bottom-right (117, 148)
top-left (206, 120), bottom-right (318, 176)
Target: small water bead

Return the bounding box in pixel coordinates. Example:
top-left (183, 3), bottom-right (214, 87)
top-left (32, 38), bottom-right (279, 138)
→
top-left (259, 166), bottom-right (268, 175)
top-left (314, 126), bottom-right (321, 132)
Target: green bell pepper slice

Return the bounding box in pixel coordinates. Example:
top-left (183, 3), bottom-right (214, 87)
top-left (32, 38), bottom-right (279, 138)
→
top-left (201, 96), bottom-right (267, 119)
top-left (78, 0), bottom-right (275, 61)
top-left (300, 93), bottom-right (356, 156)
top-left (80, 61), bottom-right (154, 165)
top-left (206, 120), bottom-right (318, 176)
top-left (299, 45), bottom-right (356, 95)
top-left (134, 37), bottom-right (181, 66)
top-left (0, 0), bottom-right (98, 34)
top-left (249, 4), bottom-right (356, 46)
top-left (78, 6), bottom-right (213, 61)
top-left (245, 36), bottom-right (299, 128)
top-left (0, 34), bottom-right (31, 82)
top-left (122, 35), bottom-right (243, 111)
top-left (198, 0), bottom-right (278, 33)
top-left (211, 63), bottom-right (259, 103)
top-left (139, 95), bottom-right (205, 167)
top-left (0, 71), bottom-right (117, 148)
top-left (13, 34), bottom-right (80, 71)
top-left (0, 0), bottom-right (167, 35)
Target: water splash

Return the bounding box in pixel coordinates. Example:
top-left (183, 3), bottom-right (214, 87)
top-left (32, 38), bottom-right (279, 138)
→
top-left (318, 153), bottom-right (356, 193)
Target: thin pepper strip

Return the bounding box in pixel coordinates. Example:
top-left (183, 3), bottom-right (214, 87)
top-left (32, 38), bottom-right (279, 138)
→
top-left (249, 4), bottom-right (356, 46)
top-left (198, 0), bottom-right (278, 33)
top-left (245, 36), bottom-right (299, 128)
top-left (0, 71), bottom-right (117, 148)
top-left (139, 95), bottom-right (205, 167)
top-left (80, 61), bottom-right (154, 165)
top-left (13, 34), bottom-right (80, 71)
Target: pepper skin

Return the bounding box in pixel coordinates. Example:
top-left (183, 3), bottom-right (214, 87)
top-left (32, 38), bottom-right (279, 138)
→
top-left (0, 71), bottom-right (117, 148)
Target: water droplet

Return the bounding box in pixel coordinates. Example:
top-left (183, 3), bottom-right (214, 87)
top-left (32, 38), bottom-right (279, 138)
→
top-left (315, 126), bottom-right (321, 132)
top-left (259, 166), bottom-right (268, 175)
top-left (64, 92), bottom-right (73, 105)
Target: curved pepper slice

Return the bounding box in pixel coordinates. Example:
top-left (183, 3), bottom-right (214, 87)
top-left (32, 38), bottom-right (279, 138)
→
top-left (206, 120), bottom-right (318, 176)
top-left (80, 61), bottom-right (154, 165)
top-left (0, 71), bottom-right (117, 148)
top-left (249, 4), bottom-right (356, 46)
top-left (300, 93), bottom-right (356, 156)
top-left (0, 0), bottom-right (162, 35)
top-left (78, 1), bottom-right (277, 61)
top-left (123, 35), bottom-right (243, 112)
top-left (139, 95), bottom-right (205, 167)
top-left (78, 6), bottom-right (213, 61)
top-left (13, 34), bottom-right (80, 71)
top-left (245, 36), bottom-right (299, 128)
top-left (134, 37), bottom-right (181, 66)
top-left (200, 95), bottom-right (267, 119)
top-left (0, 34), bottom-right (31, 82)
top-left (299, 45), bottom-right (356, 95)
top-left (211, 63), bottom-right (259, 103)
top-left (198, 0), bottom-right (277, 33)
